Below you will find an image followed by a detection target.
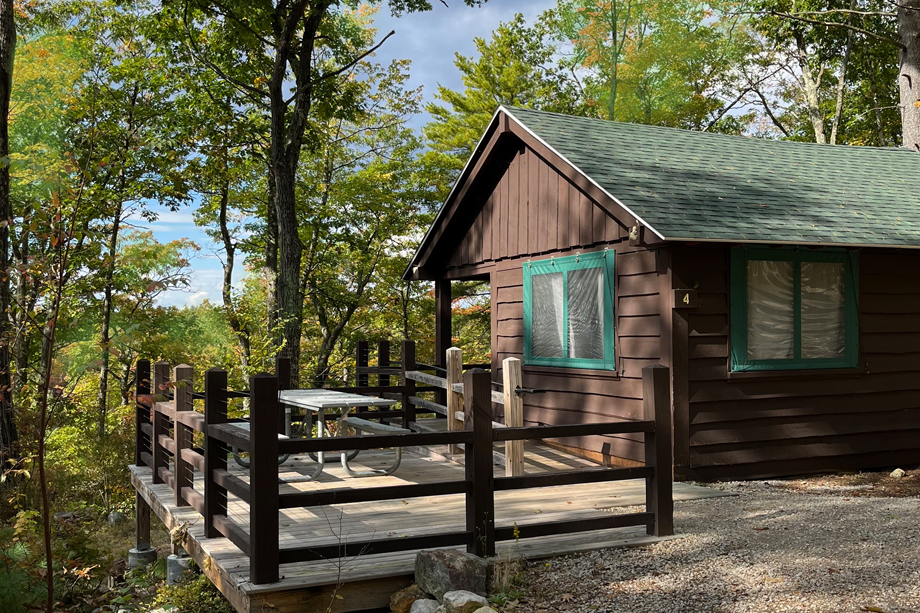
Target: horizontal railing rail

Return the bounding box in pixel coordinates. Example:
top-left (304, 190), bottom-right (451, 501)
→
top-left (132, 341), bottom-right (673, 587)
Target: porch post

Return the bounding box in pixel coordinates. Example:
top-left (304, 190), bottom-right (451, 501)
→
top-left (435, 279), bottom-right (451, 406)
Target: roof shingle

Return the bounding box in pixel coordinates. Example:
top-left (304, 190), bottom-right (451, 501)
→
top-left (504, 106), bottom-right (920, 246)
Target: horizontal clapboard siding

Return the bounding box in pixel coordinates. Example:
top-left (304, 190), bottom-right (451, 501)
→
top-left (683, 247), bottom-right (920, 480)
top-left (491, 245), bottom-right (660, 464)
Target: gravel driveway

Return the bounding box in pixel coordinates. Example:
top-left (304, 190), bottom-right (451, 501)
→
top-left (513, 481), bottom-right (920, 613)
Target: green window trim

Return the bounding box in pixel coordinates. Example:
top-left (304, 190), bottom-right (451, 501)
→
top-left (730, 247), bottom-right (859, 372)
top-left (523, 250), bottom-right (616, 371)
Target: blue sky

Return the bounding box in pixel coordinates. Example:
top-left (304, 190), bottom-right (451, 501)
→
top-left (146, 0), bottom-right (555, 308)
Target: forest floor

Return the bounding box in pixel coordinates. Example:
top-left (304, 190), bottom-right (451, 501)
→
top-left (504, 467), bottom-right (920, 613)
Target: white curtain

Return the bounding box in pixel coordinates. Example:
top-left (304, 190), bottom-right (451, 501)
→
top-left (747, 260), bottom-right (794, 360)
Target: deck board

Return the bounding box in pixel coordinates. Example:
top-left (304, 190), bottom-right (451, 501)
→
top-left (131, 440), bottom-right (727, 613)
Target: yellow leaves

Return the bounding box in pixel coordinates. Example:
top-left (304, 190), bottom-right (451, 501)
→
top-left (254, 75), bottom-right (268, 88)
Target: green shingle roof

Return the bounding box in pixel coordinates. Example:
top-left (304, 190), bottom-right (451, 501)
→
top-left (504, 106), bottom-right (920, 247)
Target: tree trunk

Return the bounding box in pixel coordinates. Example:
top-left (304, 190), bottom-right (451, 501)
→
top-left (794, 32), bottom-right (827, 144)
top-left (899, 0), bottom-right (920, 150)
top-left (97, 205), bottom-right (121, 438)
top-left (218, 182), bottom-right (250, 367)
top-left (829, 3), bottom-right (854, 146)
top-left (0, 0), bottom-right (15, 451)
top-left (866, 55), bottom-right (887, 147)
top-left (264, 168), bottom-right (278, 335)
top-left (608, 5), bottom-right (618, 121)
top-left (271, 161), bottom-right (303, 384)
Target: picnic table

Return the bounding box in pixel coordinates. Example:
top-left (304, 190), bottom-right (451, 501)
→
top-left (278, 389), bottom-right (402, 480)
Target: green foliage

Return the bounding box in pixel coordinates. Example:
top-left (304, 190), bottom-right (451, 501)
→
top-left (150, 572), bottom-right (235, 613)
top-left (424, 13), bottom-right (593, 186)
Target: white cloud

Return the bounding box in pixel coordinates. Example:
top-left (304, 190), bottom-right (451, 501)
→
top-left (187, 291), bottom-right (209, 307)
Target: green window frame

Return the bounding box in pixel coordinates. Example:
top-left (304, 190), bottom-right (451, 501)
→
top-left (523, 250), bottom-right (616, 370)
top-left (730, 247), bottom-right (859, 372)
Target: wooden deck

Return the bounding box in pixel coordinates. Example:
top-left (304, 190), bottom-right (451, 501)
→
top-left (131, 440), bottom-right (726, 613)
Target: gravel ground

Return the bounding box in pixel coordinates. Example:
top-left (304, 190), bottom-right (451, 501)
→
top-left (508, 481), bottom-right (920, 613)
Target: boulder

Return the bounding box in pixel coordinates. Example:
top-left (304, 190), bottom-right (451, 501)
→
top-left (415, 550), bottom-right (490, 601)
top-left (391, 584), bottom-right (428, 613)
top-left (891, 468), bottom-right (906, 479)
top-left (472, 608), bottom-right (499, 613)
top-left (409, 600), bottom-right (442, 613)
top-left (442, 590), bottom-right (489, 613)
top-left (107, 511), bottom-right (128, 525)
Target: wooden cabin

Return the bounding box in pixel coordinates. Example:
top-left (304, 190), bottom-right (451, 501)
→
top-left (405, 106), bottom-right (920, 481)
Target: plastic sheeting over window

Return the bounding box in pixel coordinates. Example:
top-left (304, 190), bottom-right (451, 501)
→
top-left (524, 250), bottom-right (615, 371)
top-left (567, 267), bottom-right (604, 360)
top-left (731, 247), bottom-right (858, 372)
top-left (746, 260), bottom-right (794, 360)
top-left (531, 272), bottom-right (564, 358)
top-left (801, 262), bottom-right (846, 359)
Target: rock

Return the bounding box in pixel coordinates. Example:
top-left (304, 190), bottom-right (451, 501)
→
top-left (415, 550), bottom-right (490, 601)
top-left (409, 600), bottom-right (442, 613)
top-left (472, 608), bottom-right (498, 613)
top-left (107, 511), bottom-right (128, 525)
top-left (391, 584), bottom-right (428, 613)
top-left (891, 468), bottom-right (906, 479)
top-left (441, 590), bottom-right (489, 613)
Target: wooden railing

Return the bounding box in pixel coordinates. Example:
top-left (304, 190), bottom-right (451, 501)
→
top-left (133, 345), bottom-right (674, 587)
top-left (403, 348), bottom-right (527, 476)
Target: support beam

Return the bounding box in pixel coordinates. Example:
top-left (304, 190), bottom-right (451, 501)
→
top-left (435, 279), bottom-right (451, 406)
top-left (643, 364), bottom-right (674, 537)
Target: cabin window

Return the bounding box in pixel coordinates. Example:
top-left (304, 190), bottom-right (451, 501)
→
top-left (523, 251), bottom-right (616, 370)
top-left (730, 247), bottom-right (859, 371)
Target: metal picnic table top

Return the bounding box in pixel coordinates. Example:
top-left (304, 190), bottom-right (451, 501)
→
top-left (278, 389), bottom-right (397, 411)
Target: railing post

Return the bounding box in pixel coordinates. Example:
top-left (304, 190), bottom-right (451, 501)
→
top-left (134, 359), bottom-right (152, 554)
top-left (643, 364), bottom-right (673, 537)
top-left (401, 340), bottom-right (416, 429)
top-left (151, 361), bottom-right (170, 485)
top-left (275, 355), bottom-right (291, 434)
top-left (203, 368), bottom-right (228, 539)
top-left (135, 359), bottom-right (151, 466)
top-left (356, 340), bottom-right (369, 389)
top-left (378, 340), bottom-right (390, 389)
top-left (503, 357), bottom-right (524, 477)
top-left (249, 373), bottom-right (280, 584)
top-left (173, 364), bottom-right (194, 507)
top-left (464, 369), bottom-right (495, 558)
top-left (446, 347), bottom-right (463, 455)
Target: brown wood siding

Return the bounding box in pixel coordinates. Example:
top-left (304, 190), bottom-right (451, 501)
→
top-left (490, 244), bottom-right (660, 464)
top-left (679, 246), bottom-right (920, 480)
top-left (446, 147), bottom-right (627, 271)
top-left (436, 139), bottom-right (659, 464)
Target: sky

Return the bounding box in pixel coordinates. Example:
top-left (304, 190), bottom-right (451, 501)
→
top-left (145, 0), bottom-right (555, 308)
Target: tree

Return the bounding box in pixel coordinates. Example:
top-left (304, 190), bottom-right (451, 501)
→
top-left (551, 0), bottom-right (756, 130)
top-left (424, 13), bottom-right (592, 184)
top-left (0, 0), bottom-right (15, 451)
top-left (69, 0), bottom-right (190, 435)
top-left (172, 0), bottom-right (488, 384)
top-left (898, 1), bottom-right (920, 149)
top-left (299, 54), bottom-right (432, 384)
top-left (748, 1), bottom-right (920, 148)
